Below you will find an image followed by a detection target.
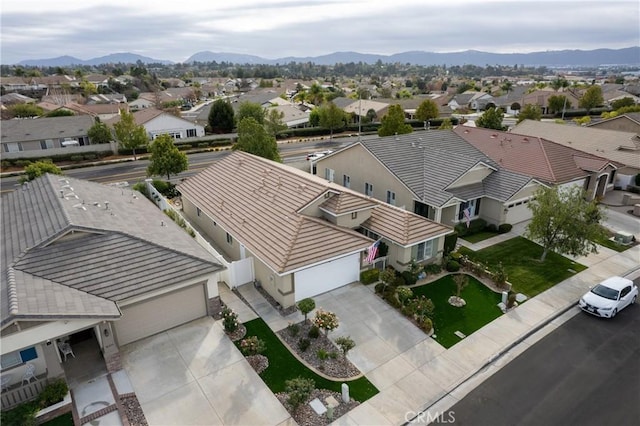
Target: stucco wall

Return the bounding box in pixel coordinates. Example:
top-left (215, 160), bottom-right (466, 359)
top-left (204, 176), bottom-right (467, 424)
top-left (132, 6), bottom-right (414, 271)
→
top-left (448, 166), bottom-right (493, 188)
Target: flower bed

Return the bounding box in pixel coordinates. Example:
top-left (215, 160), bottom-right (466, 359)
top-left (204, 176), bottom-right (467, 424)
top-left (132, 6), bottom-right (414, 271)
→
top-left (276, 388), bottom-right (359, 426)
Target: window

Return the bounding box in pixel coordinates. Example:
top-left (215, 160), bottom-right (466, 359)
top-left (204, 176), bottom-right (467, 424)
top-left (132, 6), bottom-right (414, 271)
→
top-left (620, 286), bottom-right (631, 298)
top-left (187, 129), bottom-right (197, 138)
top-left (386, 190), bottom-right (396, 206)
top-left (458, 198), bottom-right (481, 221)
top-left (343, 175), bottom-right (350, 188)
top-left (414, 240), bottom-right (434, 261)
top-left (351, 212), bottom-right (358, 219)
top-left (4, 142), bottom-right (22, 153)
top-left (196, 207), bottom-right (201, 217)
top-left (365, 182), bottom-right (373, 197)
top-left (325, 168), bottom-right (335, 182)
top-left (40, 139), bottom-right (54, 150)
top-left (1, 347), bottom-right (37, 370)
top-left (226, 233), bottom-right (233, 245)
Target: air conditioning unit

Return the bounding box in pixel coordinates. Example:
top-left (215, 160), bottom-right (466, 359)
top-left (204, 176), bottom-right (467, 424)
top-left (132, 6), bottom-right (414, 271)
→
top-left (613, 231), bottom-right (633, 244)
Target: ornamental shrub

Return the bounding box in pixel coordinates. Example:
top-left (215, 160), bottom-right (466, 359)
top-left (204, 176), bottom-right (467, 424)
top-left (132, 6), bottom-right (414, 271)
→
top-left (446, 260), bottom-right (461, 272)
top-left (297, 298), bottom-right (315, 321)
top-left (298, 338), bottom-right (311, 352)
top-left (308, 325), bottom-right (320, 339)
top-left (287, 322), bottom-right (300, 337)
top-left (239, 336), bottom-right (266, 356)
top-left (285, 377), bottom-right (315, 410)
top-left (313, 309), bottom-right (339, 336)
top-left (334, 336), bottom-right (356, 357)
top-left (221, 307), bottom-right (239, 333)
top-left (423, 263), bottom-right (442, 275)
top-left (469, 218), bottom-right (487, 234)
top-left (498, 223), bottom-right (513, 234)
top-left (360, 268), bottom-right (380, 284)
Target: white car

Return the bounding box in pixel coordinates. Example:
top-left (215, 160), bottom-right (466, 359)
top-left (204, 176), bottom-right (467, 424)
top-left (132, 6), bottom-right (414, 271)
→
top-left (579, 276), bottom-right (638, 318)
top-left (306, 150), bottom-right (333, 161)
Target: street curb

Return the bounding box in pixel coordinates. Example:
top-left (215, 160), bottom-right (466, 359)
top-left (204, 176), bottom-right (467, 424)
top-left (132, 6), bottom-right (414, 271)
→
top-left (403, 264), bottom-right (640, 425)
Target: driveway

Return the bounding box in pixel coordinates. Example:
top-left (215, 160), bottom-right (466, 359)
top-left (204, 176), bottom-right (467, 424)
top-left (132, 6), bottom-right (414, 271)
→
top-left (121, 317), bottom-right (291, 426)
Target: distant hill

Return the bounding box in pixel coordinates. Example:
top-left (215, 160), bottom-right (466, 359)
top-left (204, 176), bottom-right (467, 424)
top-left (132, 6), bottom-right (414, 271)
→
top-left (16, 47), bottom-right (640, 67)
top-left (18, 52), bottom-right (173, 67)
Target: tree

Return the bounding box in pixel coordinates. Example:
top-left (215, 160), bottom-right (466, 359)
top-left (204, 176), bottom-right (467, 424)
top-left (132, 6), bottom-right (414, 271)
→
top-left (550, 77), bottom-right (569, 92)
top-left (234, 117), bottom-right (281, 162)
top-left (438, 118), bottom-right (454, 129)
top-left (8, 103), bottom-right (43, 118)
top-left (20, 160), bottom-right (62, 183)
top-left (309, 108), bottom-right (320, 127)
top-left (114, 109), bottom-right (148, 160)
top-left (88, 121), bottom-right (112, 144)
top-left (264, 108), bottom-right (287, 136)
top-left (297, 298), bottom-right (316, 322)
top-left (611, 97), bottom-right (635, 110)
top-left (237, 101), bottom-right (265, 125)
top-left (318, 102), bottom-right (345, 139)
top-left (453, 274), bottom-right (469, 298)
top-left (379, 267), bottom-right (396, 293)
top-left (46, 109), bottom-right (75, 117)
top-left (334, 336), bottom-right (356, 358)
top-left (516, 104), bottom-right (542, 123)
top-left (365, 108), bottom-right (377, 123)
top-left (548, 95), bottom-right (571, 114)
top-left (415, 99), bottom-right (439, 122)
top-left (579, 86), bottom-right (604, 112)
top-left (208, 99), bottom-right (235, 133)
top-left (525, 186), bottom-right (606, 262)
top-left (501, 80), bottom-right (513, 94)
top-left (475, 107), bottom-right (505, 130)
top-left (146, 134), bottom-right (188, 180)
top-left (378, 104), bottom-right (413, 137)
top-left (285, 377), bottom-right (315, 410)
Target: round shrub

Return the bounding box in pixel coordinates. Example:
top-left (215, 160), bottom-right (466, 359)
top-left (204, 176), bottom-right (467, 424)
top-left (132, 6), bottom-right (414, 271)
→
top-left (446, 260), bottom-right (461, 272)
top-left (298, 338), bottom-right (311, 352)
top-left (498, 223), bottom-right (513, 234)
top-left (423, 263), bottom-right (442, 275)
top-left (384, 292), bottom-right (402, 309)
top-left (374, 282), bottom-right (386, 294)
top-left (401, 270), bottom-right (417, 285)
top-left (360, 268), bottom-right (380, 284)
top-left (308, 325), bottom-right (320, 339)
top-left (419, 317), bottom-right (433, 333)
top-left (486, 223), bottom-right (498, 232)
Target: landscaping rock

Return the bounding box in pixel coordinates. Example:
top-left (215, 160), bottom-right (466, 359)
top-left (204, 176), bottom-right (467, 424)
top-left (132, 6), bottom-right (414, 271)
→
top-left (276, 389), bottom-right (359, 426)
top-left (246, 354), bottom-right (269, 374)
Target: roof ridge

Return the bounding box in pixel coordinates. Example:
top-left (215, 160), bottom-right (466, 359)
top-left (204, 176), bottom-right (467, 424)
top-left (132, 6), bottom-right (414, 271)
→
top-left (7, 267), bottom-right (19, 317)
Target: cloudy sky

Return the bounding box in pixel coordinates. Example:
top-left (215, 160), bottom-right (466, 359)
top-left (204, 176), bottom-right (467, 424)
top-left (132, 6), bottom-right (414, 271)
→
top-left (1, 0), bottom-right (638, 64)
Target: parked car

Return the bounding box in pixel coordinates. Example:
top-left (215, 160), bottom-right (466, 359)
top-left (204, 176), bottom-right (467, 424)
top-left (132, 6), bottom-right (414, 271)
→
top-left (578, 276), bottom-right (637, 318)
top-left (306, 150), bottom-right (333, 161)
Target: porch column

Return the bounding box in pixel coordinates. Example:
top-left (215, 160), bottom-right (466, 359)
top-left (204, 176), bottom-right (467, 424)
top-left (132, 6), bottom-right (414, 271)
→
top-left (99, 323), bottom-right (121, 373)
top-left (42, 341), bottom-right (65, 380)
top-left (434, 207), bottom-right (442, 223)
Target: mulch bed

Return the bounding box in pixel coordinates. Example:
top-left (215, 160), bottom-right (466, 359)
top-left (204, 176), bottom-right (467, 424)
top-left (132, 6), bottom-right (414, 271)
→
top-left (120, 394), bottom-right (148, 426)
top-left (226, 324), bottom-right (247, 342)
top-left (246, 354), bottom-right (269, 374)
top-left (276, 389), bottom-right (359, 426)
top-left (277, 320), bottom-right (360, 379)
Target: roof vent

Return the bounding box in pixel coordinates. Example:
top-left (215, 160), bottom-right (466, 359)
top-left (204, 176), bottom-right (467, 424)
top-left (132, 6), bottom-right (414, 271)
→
top-left (73, 203), bottom-right (86, 211)
top-left (522, 137), bottom-right (529, 142)
top-left (105, 201), bottom-right (110, 210)
top-left (464, 129), bottom-right (470, 133)
top-left (491, 134), bottom-right (498, 138)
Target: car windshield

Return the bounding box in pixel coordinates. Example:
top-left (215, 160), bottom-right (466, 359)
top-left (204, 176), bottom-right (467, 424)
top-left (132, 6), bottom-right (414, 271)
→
top-left (590, 284), bottom-right (619, 301)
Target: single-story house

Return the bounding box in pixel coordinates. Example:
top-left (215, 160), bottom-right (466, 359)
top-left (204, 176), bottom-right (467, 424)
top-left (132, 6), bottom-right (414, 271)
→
top-left (315, 130), bottom-right (546, 227)
top-left (455, 126), bottom-right (621, 200)
top-left (1, 115), bottom-right (94, 153)
top-left (106, 108), bottom-right (205, 140)
top-left (512, 120), bottom-right (640, 189)
top-left (1, 175), bottom-right (223, 409)
top-left (178, 151), bottom-right (452, 309)
top-left (521, 89), bottom-right (580, 114)
top-left (587, 113), bottom-right (640, 134)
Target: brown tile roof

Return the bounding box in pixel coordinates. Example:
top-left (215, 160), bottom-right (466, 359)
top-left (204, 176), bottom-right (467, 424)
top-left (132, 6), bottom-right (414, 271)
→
top-left (319, 192), bottom-right (377, 215)
top-left (454, 126), bottom-right (616, 184)
top-left (178, 151), bottom-right (451, 273)
top-left (105, 108), bottom-right (163, 126)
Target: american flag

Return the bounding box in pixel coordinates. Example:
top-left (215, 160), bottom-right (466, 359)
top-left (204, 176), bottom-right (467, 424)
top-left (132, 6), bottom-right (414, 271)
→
top-left (464, 207), bottom-right (471, 228)
top-left (365, 240), bottom-right (380, 263)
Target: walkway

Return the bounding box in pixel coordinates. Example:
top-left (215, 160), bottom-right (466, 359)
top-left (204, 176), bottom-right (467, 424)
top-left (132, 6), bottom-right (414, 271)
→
top-left (70, 370), bottom-right (137, 426)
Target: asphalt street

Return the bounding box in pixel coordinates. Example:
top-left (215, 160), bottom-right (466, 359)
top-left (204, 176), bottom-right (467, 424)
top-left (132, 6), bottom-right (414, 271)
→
top-left (432, 300), bottom-right (640, 426)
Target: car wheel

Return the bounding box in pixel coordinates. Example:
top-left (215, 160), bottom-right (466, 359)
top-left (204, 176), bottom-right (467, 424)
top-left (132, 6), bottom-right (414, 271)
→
top-left (611, 308), bottom-right (617, 318)
top-left (632, 296), bottom-right (637, 305)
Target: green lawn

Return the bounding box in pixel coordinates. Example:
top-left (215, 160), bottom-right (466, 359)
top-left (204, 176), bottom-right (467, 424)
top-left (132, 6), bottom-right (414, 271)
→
top-left (41, 412), bottom-right (73, 426)
top-left (593, 228), bottom-right (634, 253)
top-left (412, 275), bottom-right (503, 348)
top-left (458, 236), bottom-right (587, 297)
top-left (462, 231), bottom-right (500, 244)
top-left (241, 318), bottom-right (378, 402)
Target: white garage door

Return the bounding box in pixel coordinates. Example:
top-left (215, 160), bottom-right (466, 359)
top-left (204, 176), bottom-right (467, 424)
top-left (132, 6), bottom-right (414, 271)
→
top-left (294, 253), bottom-right (360, 301)
top-left (114, 285), bottom-right (207, 345)
top-left (506, 203), bottom-right (532, 224)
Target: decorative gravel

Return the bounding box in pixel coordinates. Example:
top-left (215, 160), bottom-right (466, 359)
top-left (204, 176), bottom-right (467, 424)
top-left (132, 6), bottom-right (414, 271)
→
top-left (226, 324), bottom-right (247, 342)
top-left (246, 354), bottom-right (269, 374)
top-left (276, 389), bottom-right (359, 426)
top-left (120, 394), bottom-right (148, 426)
top-left (277, 321), bottom-right (361, 379)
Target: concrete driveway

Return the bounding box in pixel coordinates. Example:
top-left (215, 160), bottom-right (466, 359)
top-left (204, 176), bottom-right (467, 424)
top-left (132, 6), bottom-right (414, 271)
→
top-left (121, 317), bottom-right (291, 426)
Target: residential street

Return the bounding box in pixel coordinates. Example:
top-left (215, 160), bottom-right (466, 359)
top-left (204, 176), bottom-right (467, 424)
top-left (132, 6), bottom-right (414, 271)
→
top-left (432, 301), bottom-right (640, 426)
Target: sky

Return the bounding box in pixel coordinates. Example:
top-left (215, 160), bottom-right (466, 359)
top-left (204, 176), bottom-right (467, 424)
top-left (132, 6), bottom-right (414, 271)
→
top-left (1, 0), bottom-right (638, 64)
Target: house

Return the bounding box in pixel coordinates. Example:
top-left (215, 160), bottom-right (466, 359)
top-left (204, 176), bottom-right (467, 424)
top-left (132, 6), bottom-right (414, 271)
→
top-left (447, 92), bottom-right (494, 112)
top-left (0, 93), bottom-right (37, 106)
top-left (341, 99), bottom-right (390, 122)
top-left (454, 126), bottom-right (620, 200)
top-left (1, 115), bottom-right (95, 153)
top-left (587, 113), bottom-right (640, 134)
top-left (0, 175), bottom-right (223, 409)
top-left (178, 151), bottom-right (451, 309)
top-left (493, 85), bottom-right (529, 115)
top-left (512, 120), bottom-right (640, 189)
top-left (269, 104), bottom-right (310, 128)
top-left (60, 102), bottom-right (127, 122)
top-left (106, 108), bottom-right (205, 140)
top-left (128, 97), bottom-right (155, 110)
top-left (521, 89), bottom-right (580, 114)
top-left (315, 130), bottom-right (545, 227)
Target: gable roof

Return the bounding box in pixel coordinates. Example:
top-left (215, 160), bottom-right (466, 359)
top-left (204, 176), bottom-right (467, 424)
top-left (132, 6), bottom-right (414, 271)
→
top-left (357, 131), bottom-right (533, 207)
top-left (511, 120), bottom-right (640, 169)
top-left (1, 175), bottom-right (222, 327)
top-left (178, 151), bottom-right (451, 274)
top-left (1, 115), bottom-right (94, 144)
top-left (454, 126), bottom-right (616, 184)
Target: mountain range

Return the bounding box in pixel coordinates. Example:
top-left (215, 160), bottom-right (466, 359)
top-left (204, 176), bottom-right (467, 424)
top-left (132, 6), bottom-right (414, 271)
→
top-left (16, 47), bottom-right (640, 68)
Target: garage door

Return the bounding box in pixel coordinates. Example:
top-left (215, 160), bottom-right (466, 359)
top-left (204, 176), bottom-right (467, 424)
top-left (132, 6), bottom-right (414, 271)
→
top-left (294, 253), bottom-right (360, 301)
top-left (505, 203), bottom-right (532, 224)
top-left (114, 285), bottom-right (207, 345)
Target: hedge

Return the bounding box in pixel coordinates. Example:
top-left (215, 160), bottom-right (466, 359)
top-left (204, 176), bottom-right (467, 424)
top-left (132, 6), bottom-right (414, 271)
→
top-left (360, 269), bottom-right (380, 284)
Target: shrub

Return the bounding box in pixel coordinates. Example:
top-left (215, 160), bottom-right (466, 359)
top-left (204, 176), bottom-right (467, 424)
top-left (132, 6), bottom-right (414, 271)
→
top-left (450, 252), bottom-right (463, 261)
top-left (297, 298), bottom-right (315, 321)
top-left (360, 268), bottom-right (380, 284)
top-left (384, 291), bottom-right (402, 308)
top-left (443, 232), bottom-right (458, 255)
top-left (454, 223), bottom-right (468, 236)
top-left (316, 349), bottom-right (329, 361)
top-left (152, 180), bottom-right (178, 197)
top-left (423, 263), bottom-right (442, 275)
top-left (329, 351), bottom-right (338, 359)
top-left (446, 260), bottom-right (461, 272)
top-left (221, 307), bottom-right (239, 333)
top-left (313, 309), bottom-right (339, 336)
top-left (374, 282), bottom-right (386, 294)
top-left (401, 270), bottom-right (417, 285)
top-left (419, 317), bottom-right (433, 333)
top-left (83, 153), bottom-right (97, 161)
top-left (396, 286), bottom-right (414, 306)
top-left (486, 223), bottom-right (498, 232)
top-left (334, 336), bottom-right (356, 357)
top-left (635, 173), bottom-right (640, 186)
top-left (198, 142), bottom-right (210, 148)
top-left (498, 223), bottom-right (513, 234)
top-left (285, 377), bottom-right (315, 410)
top-left (38, 379), bottom-right (68, 408)
top-left (0, 401), bottom-right (38, 426)
top-left (469, 218), bottom-right (487, 234)
top-left (298, 338), bottom-right (311, 352)
top-left (393, 275), bottom-right (407, 287)
top-left (287, 322), bottom-right (300, 337)
top-left (239, 336), bottom-right (266, 356)
top-left (308, 325), bottom-right (320, 339)
top-left (15, 160), bottom-right (32, 168)
top-left (406, 295), bottom-right (435, 320)
top-left (1, 160), bottom-right (12, 169)
top-left (493, 262), bottom-right (508, 286)
top-left (70, 155), bottom-right (84, 162)
top-left (178, 144), bottom-right (192, 150)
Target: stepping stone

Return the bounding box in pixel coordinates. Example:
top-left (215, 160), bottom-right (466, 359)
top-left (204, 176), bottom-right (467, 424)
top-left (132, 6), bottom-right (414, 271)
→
top-left (309, 398), bottom-right (327, 415)
top-left (325, 396), bottom-right (339, 409)
top-left (454, 330), bottom-right (466, 339)
top-left (515, 293), bottom-right (528, 303)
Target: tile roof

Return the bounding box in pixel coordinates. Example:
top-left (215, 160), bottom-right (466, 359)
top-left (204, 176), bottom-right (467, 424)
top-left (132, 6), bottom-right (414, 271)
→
top-left (1, 115), bottom-right (94, 144)
top-left (319, 192), bottom-right (377, 215)
top-left (511, 120), bottom-right (639, 169)
top-left (455, 126), bottom-right (616, 184)
top-left (1, 174), bottom-right (223, 326)
top-left (177, 151), bottom-right (451, 273)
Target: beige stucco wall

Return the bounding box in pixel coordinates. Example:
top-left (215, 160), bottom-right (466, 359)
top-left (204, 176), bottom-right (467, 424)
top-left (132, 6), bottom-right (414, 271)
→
top-left (385, 236), bottom-right (445, 271)
top-left (333, 210), bottom-right (372, 228)
top-left (318, 144), bottom-right (416, 210)
top-left (447, 166), bottom-right (493, 188)
top-left (441, 205), bottom-right (458, 227)
top-left (251, 250), bottom-right (295, 308)
top-left (183, 197), bottom-right (240, 260)
top-left (480, 198), bottom-right (504, 225)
